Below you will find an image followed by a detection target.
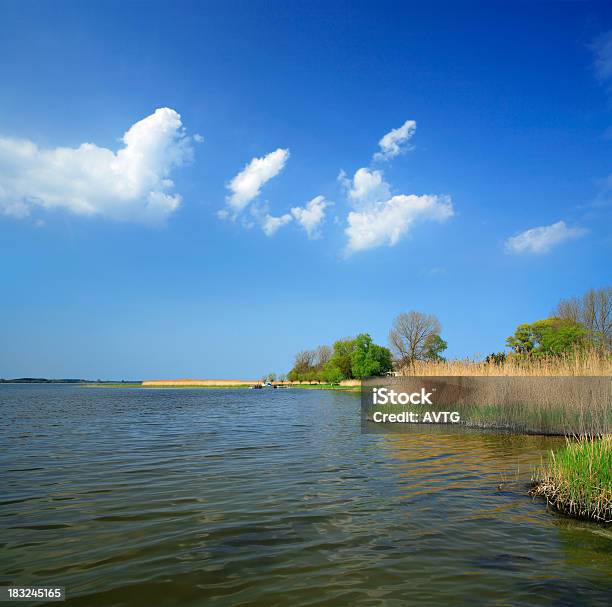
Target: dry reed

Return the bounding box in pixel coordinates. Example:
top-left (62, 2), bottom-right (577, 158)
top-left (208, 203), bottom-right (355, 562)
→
top-left (400, 349), bottom-right (612, 377)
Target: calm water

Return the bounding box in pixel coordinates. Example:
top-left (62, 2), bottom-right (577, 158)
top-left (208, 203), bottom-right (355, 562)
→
top-left (1, 385), bottom-right (611, 606)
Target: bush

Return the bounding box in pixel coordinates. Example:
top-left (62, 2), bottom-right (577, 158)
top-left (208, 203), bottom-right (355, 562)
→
top-left (506, 317), bottom-right (586, 356)
top-left (485, 352), bottom-right (507, 365)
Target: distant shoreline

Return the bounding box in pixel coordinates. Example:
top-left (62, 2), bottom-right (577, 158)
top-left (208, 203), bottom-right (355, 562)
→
top-left (0, 378), bottom-right (362, 390)
top-left (81, 379), bottom-right (362, 390)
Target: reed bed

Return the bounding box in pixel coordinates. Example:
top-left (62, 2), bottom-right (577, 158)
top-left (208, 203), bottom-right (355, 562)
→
top-left (365, 373), bottom-right (611, 435)
top-left (531, 436), bottom-right (612, 523)
top-left (400, 349), bottom-right (612, 377)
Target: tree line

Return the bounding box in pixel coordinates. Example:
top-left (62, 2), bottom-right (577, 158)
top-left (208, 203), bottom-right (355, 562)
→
top-left (287, 334), bottom-right (394, 383)
top-left (282, 286), bottom-right (610, 382)
top-left (504, 286), bottom-right (611, 359)
top-left (286, 311), bottom-right (448, 383)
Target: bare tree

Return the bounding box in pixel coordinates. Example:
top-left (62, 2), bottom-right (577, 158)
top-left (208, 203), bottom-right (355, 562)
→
top-left (556, 287), bottom-right (611, 351)
top-left (314, 345), bottom-right (332, 368)
top-left (588, 288), bottom-right (611, 350)
top-left (294, 350), bottom-right (315, 372)
top-left (389, 311), bottom-right (442, 367)
top-left (554, 296), bottom-right (581, 323)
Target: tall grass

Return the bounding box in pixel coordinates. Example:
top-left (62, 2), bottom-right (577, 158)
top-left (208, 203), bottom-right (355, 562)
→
top-left (365, 376), bottom-right (611, 435)
top-left (400, 349), bottom-right (612, 377)
top-left (531, 436), bottom-right (612, 523)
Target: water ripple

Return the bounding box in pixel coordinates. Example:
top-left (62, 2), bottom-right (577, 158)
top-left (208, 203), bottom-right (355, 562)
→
top-left (1, 385), bottom-right (611, 606)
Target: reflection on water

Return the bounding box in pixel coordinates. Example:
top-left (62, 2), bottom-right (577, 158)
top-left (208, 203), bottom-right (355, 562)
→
top-left (1, 385), bottom-right (610, 606)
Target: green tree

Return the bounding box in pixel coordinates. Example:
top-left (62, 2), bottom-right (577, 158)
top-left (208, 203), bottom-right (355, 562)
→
top-left (321, 364), bottom-right (344, 385)
top-left (536, 318), bottom-right (587, 354)
top-left (506, 317), bottom-right (586, 356)
top-left (289, 335), bottom-right (393, 383)
top-left (350, 333), bottom-right (393, 378)
top-left (329, 337), bottom-right (358, 379)
top-left (423, 334), bottom-right (448, 361)
top-left (506, 323), bottom-right (537, 354)
top-left (304, 369), bottom-right (319, 383)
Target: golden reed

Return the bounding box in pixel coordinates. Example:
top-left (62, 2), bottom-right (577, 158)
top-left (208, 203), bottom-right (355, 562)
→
top-left (400, 349), bottom-right (612, 377)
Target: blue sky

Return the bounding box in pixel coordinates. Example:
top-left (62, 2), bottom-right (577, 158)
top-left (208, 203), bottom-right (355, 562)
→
top-left (1, 1), bottom-right (611, 379)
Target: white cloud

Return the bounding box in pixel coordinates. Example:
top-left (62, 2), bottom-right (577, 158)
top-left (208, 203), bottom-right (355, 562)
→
top-left (0, 107), bottom-right (196, 224)
top-left (345, 194), bottom-right (453, 253)
top-left (374, 119), bottom-right (416, 161)
top-left (1, 200), bottom-right (30, 219)
top-left (291, 195), bottom-right (328, 238)
top-left (226, 148), bottom-right (289, 213)
top-left (340, 162), bottom-right (453, 254)
top-left (340, 167), bottom-right (390, 206)
top-left (262, 213), bottom-right (292, 236)
top-left (505, 221), bottom-right (587, 254)
top-left (593, 31), bottom-right (612, 82)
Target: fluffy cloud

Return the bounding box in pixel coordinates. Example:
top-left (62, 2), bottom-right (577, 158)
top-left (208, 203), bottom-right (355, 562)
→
top-left (505, 221), bottom-right (587, 254)
top-left (291, 195), bottom-right (328, 238)
top-left (340, 167), bottom-right (390, 205)
top-left (0, 107), bottom-right (198, 223)
top-left (345, 194), bottom-right (453, 253)
top-left (374, 119), bottom-right (416, 161)
top-left (226, 148), bottom-right (289, 213)
top-left (262, 213), bottom-right (292, 236)
top-left (259, 196), bottom-right (328, 238)
top-left (340, 165), bottom-right (453, 253)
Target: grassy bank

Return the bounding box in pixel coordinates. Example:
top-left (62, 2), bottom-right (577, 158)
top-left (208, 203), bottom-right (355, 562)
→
top-left (286, 383), bottom-right (360, 391)
top-left (530, 436), bottom-right (612, 523)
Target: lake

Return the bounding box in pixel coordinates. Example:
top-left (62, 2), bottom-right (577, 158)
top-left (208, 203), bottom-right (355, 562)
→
top-left (1, 385), bottom-right (611, 606)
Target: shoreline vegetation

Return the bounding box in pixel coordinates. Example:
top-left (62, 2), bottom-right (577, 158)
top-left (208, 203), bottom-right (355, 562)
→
top-left (530, 436), bottom-right (611, 523)
top-left (400, 349), bottom-right (612, 377)
top-left (83, 348), bottom-right (612, 389)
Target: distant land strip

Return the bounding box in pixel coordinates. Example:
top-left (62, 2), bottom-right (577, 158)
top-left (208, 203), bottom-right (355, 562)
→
top-left (143, 379), bottom-right (257, 387)
top-left (0, 378), bottom-right (363, 388)
top-left (141, 379), bottom-right (362, 387)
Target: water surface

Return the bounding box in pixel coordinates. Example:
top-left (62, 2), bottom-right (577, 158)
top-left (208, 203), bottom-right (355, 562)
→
top-left (1, 385), bottom-right (611, 606)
